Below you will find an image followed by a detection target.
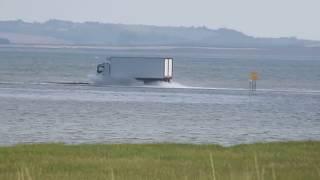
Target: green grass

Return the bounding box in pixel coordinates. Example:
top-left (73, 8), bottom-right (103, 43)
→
top-left (0, 141), bottom-right (320, 180)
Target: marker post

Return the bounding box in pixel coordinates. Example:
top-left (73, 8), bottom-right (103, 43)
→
top-left (249, 72), bottom-right (258, 91)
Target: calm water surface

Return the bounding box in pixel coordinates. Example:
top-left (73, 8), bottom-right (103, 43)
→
top-left (0, 46), bottom-right (319, 146)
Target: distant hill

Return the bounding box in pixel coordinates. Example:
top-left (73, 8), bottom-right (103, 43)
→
top-left (0, 19), bottom-right (318, 47)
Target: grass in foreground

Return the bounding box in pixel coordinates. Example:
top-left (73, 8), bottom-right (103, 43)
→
top-left (0, 141), bottom-right (320, 180)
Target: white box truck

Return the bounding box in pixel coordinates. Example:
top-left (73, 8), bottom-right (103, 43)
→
top-left (97, 57), bottom-right (173, 84)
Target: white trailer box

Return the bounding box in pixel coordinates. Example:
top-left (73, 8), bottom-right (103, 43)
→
top-left (97, 57), bottom-right (173, 83)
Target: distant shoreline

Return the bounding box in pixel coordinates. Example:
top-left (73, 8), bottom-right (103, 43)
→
top-left (1, 20), bottom-right (319, 48)
top-left (0, 44), bottom-right (263, 50)
top-left (1, 44), bottom-right (320, 50)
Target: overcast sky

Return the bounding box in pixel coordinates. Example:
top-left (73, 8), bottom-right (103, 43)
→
top-left (1, 0), bottom-right (319, 40)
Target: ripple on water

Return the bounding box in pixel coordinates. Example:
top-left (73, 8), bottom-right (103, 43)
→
top-left (0, 85), bottom-right (320, 146)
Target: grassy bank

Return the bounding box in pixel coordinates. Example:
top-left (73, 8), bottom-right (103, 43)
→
top-left (0, 142), bottom-right (319, 180)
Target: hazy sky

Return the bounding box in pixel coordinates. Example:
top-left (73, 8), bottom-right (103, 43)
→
top-left (1, 0), bottom-right (320, 40)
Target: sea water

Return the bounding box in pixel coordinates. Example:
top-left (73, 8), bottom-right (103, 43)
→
top-left (0, 46), bottom-right (319, 146)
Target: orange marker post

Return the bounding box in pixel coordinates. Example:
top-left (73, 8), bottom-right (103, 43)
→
top-left (250, 72), bottom-right (259, 81)
top-left (249, 72), bottom-right (259, 91)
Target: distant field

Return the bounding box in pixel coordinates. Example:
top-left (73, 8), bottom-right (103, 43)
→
top-left (0, 142), bottom-right (319, 180)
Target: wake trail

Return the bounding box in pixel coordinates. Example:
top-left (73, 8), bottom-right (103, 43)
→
top-left (1, 78), bottom-right (320, 95)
